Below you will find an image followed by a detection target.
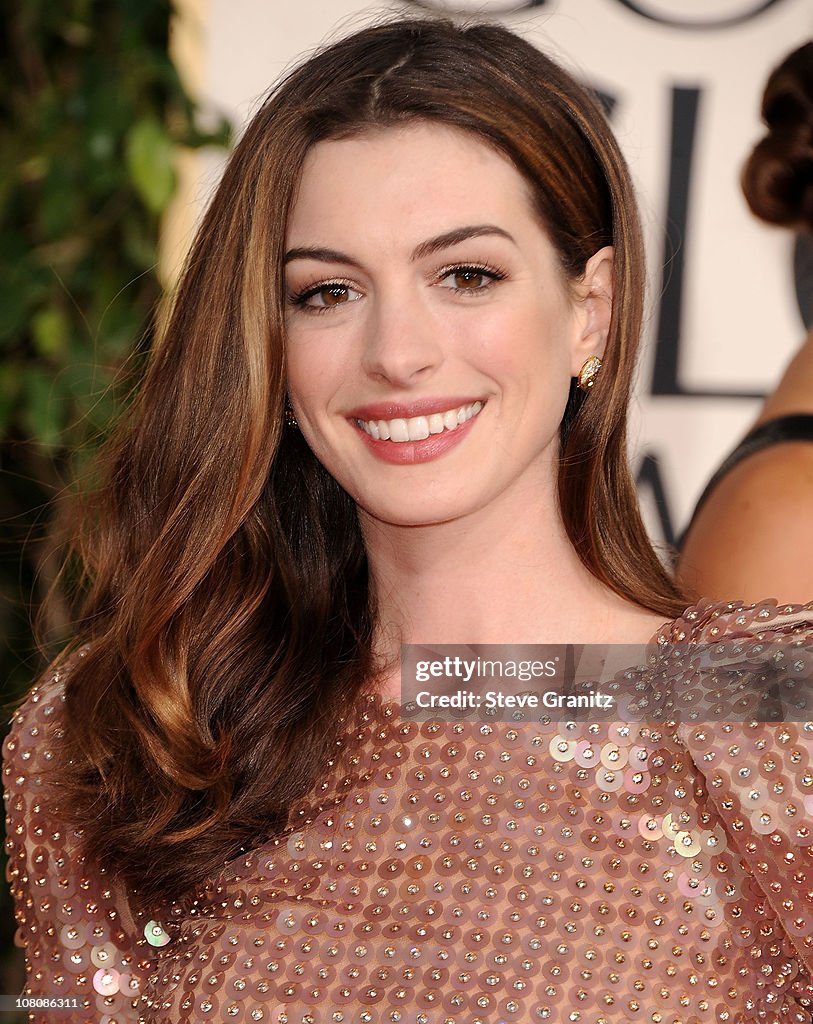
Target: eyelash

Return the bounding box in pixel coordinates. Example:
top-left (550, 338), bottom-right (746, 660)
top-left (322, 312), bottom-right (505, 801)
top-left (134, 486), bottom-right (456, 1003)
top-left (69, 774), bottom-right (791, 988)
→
top-left (287, 262), bottom-right (508, 314)
top-left (288, 278), bottom-right (358, 314)
top-left (435, 262), bottom-right (507, 295)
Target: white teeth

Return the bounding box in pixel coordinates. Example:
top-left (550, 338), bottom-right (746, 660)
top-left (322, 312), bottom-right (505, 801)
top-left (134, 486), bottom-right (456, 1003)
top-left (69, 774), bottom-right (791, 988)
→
top-left (357, 401), bottom-right (483, 443)
top-left (408, 416), bottom-right (430, 441)
top-left (389, 418), bottom-right (409, 442)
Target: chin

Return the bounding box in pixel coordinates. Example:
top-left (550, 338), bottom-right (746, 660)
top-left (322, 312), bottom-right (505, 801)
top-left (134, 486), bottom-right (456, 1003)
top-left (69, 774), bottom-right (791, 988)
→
top-left (356, 494), bottom-right (470, 530)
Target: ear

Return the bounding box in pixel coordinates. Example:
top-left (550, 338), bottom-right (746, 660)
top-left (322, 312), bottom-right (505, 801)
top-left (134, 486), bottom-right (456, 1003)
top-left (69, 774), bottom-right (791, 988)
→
top-left (569, 246), bottom-right (614, 376)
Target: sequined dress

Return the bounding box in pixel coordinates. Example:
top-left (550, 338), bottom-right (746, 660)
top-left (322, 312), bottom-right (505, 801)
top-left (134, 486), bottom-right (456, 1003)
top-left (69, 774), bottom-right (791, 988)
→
top-left (4, 600), bottom-right (813, 1024)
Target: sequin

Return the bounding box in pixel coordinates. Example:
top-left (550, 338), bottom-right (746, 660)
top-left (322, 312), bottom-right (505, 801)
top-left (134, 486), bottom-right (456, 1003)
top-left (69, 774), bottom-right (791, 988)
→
top-left (93, 967), bottom-right (121, 996)
top-left (144, 920), bottom-right (171, 947)
top-left (5, 600), bottom-right (813, 1022)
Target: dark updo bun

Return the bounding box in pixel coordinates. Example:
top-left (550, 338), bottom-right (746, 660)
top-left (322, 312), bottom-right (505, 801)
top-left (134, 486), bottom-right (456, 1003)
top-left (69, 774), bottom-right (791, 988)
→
top-left (741, 42), bottom-right (813, 232)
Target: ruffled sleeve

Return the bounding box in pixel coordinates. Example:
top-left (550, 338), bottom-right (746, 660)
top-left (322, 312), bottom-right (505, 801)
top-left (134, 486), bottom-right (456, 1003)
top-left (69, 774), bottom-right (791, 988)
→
top-left (2, 651), bottom-right (154, 1023)
top-left (661, 600), bottom-right (813, 975)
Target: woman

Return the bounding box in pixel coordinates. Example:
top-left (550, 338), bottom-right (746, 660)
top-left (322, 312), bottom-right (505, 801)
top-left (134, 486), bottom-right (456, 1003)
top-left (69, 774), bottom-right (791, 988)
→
top-left (679, 42), bottom-right (813, 604)
top-left (4, 18), bottom-right (813, 1024)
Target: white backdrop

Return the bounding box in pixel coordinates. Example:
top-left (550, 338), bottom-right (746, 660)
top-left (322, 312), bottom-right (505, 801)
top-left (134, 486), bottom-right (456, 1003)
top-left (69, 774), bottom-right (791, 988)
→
top-left (169, 0), bottom-right (812, 549)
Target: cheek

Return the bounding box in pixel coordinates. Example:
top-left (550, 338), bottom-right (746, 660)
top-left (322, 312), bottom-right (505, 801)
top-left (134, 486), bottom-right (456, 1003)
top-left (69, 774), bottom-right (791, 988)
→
top-left (285, 340), bottom-right (345, 417)
top-left (464, 302), bottom-right (573, 379)
top-left (285, 354), bottom-right (311, 410)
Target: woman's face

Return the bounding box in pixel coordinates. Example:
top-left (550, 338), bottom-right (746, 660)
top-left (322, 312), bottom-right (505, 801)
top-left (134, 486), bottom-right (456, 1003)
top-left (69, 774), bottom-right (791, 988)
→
top-left (284, 122), bottom-right (610, 528)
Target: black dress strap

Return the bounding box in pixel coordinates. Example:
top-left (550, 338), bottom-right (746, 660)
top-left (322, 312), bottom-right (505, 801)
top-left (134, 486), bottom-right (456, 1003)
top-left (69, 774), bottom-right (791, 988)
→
top-left (684, 413), bottom-right (813, 538)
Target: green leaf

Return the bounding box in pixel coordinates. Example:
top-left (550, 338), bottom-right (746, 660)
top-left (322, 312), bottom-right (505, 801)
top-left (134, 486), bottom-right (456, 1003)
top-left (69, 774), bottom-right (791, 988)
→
top-left (0, 0), bottom-right (233, 732)
top-left (31, 307), bottom-right (70, 359)
top-left (125, 117), bottom-right (176, 215)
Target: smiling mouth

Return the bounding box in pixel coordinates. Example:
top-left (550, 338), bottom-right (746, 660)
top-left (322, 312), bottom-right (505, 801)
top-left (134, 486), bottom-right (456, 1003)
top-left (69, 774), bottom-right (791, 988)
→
top-left (355, 401), bottom-right (483, 442)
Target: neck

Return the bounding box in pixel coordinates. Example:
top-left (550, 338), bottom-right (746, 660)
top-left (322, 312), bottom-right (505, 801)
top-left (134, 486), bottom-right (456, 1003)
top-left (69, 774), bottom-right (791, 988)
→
top-left (360, 468), bottom-right (652, 661)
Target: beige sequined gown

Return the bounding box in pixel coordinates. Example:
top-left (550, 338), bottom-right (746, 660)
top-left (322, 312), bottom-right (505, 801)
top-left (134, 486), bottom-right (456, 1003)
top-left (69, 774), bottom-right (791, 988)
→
top-left (4, 600), bottom-right (813, 1024)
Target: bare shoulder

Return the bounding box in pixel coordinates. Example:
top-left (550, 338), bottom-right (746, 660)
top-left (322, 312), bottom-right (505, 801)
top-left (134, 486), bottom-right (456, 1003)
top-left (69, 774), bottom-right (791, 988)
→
top-left (679, 443), bottom-right (813, 604)
top-left (627, 606), bottom-right (674, 645)
top-left (757, 327), bottom-right (813, 422)
top-left (598, 591), bottom-right (675, 644)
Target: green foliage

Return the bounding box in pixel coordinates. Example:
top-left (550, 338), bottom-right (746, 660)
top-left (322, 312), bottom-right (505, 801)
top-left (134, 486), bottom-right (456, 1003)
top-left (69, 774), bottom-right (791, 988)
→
top-left (126, 116), bottom-right (178, 214)
top-left (0, 0), bottom-right (231, 669)
top-left (0, 0), bottom-right (231, 998)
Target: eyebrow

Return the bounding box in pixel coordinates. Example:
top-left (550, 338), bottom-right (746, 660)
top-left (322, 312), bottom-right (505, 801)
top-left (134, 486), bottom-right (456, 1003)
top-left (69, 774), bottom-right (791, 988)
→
top-left (411, 225), bottom-right (516, 261)
top-left (283, 224), bottom-right (516, 267)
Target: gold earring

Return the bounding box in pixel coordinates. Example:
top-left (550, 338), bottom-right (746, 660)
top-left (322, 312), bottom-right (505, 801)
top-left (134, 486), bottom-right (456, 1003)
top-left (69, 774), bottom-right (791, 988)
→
top-left (284, 404), bottom-right (298, 428)
top-left (576, 355), bottom-right (602, 391)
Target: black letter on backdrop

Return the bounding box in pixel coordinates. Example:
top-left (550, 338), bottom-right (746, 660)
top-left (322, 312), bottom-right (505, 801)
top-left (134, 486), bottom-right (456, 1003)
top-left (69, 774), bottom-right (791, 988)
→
top-left (651, 86), bottom-right (763, 399)
top-left (401, 0), bottom-right (784, 28)
top-left (611, 0), bottom-right (784, 31)
top-left (651, 87), bottom-right (697, 397)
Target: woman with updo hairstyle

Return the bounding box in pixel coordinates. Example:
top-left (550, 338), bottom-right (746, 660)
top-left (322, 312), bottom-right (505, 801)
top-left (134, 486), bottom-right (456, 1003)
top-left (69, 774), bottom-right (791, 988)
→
top-left (680, 41), bottom-right (813, 603)
top-left (5, 19), bottom-right (813, 1024)
top-left (742, 41), bottom-right (813, 235)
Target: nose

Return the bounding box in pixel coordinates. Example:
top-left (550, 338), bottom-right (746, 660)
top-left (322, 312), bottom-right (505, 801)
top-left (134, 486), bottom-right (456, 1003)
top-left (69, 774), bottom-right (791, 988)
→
top-left (361, 293), bottom-right (443, 387)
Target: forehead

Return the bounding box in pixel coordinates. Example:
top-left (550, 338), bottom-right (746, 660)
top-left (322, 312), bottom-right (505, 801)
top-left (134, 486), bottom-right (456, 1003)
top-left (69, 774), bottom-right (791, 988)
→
top-left (285, 122), bottom-right (539, 247)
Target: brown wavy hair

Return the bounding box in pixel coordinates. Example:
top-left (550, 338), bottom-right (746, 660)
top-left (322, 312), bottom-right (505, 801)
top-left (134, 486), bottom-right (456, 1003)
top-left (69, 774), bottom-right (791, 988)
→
top-left (742, 41), bottom-right (813, 231)
top-left (56, 17), bottom-right (686, 911)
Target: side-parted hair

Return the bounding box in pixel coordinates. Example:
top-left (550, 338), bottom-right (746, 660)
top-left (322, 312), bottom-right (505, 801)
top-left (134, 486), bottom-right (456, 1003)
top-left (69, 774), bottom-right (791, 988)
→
top-left (58, 18), bottom-right (686, 910)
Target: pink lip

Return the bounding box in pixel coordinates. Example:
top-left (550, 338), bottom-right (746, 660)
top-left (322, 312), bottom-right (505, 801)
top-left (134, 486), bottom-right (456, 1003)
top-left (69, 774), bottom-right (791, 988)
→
top-left (347, 396), bottom-right (483, 420)
top-left (351, 405), bottom-right (483, 465)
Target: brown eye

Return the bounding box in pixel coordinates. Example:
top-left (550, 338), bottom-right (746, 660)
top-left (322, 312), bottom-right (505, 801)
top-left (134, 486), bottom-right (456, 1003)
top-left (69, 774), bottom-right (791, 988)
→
top-left (453, 269), bottom-right (486, 289)
top-left (318, 284), bottom-right (351, 306)
top-left (437, 265), bottom-right (502, 294)
top-left (293, 281), bottom-right (362, 310)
